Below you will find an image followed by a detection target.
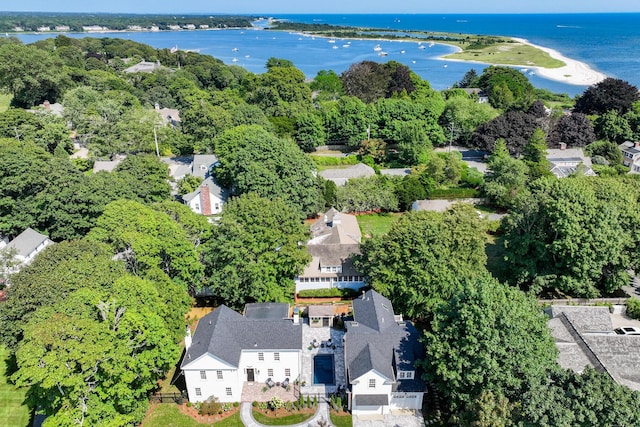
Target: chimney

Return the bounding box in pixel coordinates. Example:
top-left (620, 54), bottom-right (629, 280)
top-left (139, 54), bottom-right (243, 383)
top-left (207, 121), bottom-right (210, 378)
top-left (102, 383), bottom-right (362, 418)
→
top-left (200, 185), bottom-right (212, 216)
top-left (43, 100), bottom-right (51, 109)
top-left (559, 142), bottom-right (567, 150)
top-left (635, 141), bottom-right (640, 148)
top-left (293, 307), bottom-right (299, 324)
top-left (155, 102), bottom-right (160, 111)
top-left (184, 326), bottom-right (192, 350)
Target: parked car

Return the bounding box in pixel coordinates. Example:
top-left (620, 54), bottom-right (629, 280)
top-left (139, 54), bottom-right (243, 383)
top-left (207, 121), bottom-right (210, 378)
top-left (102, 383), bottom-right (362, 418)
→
top-left (614, 326), bottom-right (640, 335)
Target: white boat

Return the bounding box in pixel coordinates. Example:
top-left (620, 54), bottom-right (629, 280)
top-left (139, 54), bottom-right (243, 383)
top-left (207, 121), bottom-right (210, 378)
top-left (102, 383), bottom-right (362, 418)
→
top-left (443, 64), bottom-right (448, 68)
top-left (245, 55), bottom-right (250, 58)
top-left (419, 45), bottom-right (426, 49)
top-left (343, 44), bottom-right (350, 48)
top-left (400, 50), bottom-right (405, 54)
top-left (232, 58), bottom-right (239, 62)
top-left (378, 51), bottom-right (388, 56)
top-left (333, 45), bottom-right (339, 49)
top-left (232, 47), bottom-right (239, 51)
top-left (373, 44), bottom-right (382, 52)
top-left (328, 39), bottom-right (336, 43)
top-left (412, 60), bottom-right (416, 64)
top-left (529, 71), bottom-right (535, 76)
top-left (429, 42), bottom-right (435, 47)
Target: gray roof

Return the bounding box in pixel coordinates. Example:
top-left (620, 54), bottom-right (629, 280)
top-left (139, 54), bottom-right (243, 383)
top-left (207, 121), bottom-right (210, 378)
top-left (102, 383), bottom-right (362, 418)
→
top-left (345, 290), bottom-right (425, 391)
top-left (182, 305), bottom-right (302, 369)
top-left (6, 228), bottom-right (52, 257)
top-left (182, 177), bottom-right (229, 203)
top-left (192, 154), bottom-right (219, 179)
top-left (123, 60), bottom-right (167, 74)
top-left (244, 303), bottom-right (289, 320)
top-left (318, 163), bottom-right (375, 186)
top-left (93, 160), bottom-right (122, 173)
top-left (354, 394), bottom-right (389, 406)
top-left (161, 156), bottom-right (193, 180)
top-left (379, 168), bottom-right (410, 177)
top-left (547, 306), bottom-right (640, 391)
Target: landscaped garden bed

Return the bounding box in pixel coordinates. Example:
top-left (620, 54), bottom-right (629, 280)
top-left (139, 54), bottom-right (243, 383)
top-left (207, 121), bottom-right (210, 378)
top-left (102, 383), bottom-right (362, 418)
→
top-left (251, 396), bottom-right (316, 425)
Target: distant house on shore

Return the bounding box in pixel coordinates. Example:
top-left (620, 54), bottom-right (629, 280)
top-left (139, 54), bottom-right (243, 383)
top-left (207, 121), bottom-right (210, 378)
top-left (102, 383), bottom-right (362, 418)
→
top-left (123, 60), bottom-right (169, 74)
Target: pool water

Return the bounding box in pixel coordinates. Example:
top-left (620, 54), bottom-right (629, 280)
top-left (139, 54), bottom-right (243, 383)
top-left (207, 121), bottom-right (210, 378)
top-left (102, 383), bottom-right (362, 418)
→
top-left (313, 354), bottom-right (335, 385)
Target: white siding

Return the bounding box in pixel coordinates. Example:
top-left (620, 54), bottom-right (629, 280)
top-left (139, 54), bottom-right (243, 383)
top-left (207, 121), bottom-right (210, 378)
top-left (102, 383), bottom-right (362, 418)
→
top-left (239, 350), bottom-right (301, 384)
top-left (295, 278), bottom-right (366, 292)
top-left (184, 368), bottom-right (241, 402)
top-left (351, 371), bottom-right (392, 415)
top-left (390, 392), bottom-right (423, 410)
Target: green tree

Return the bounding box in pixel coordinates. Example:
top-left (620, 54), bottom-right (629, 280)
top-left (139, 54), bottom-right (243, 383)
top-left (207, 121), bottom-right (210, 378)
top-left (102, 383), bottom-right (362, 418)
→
top-left (13, 277), bottom-right (181, 426)
top-left (483, 140), bottom-right (530, 208)
top-left (0, 43), bottom-right (69, 107)
top-left (335, 175), bottom-right (399, 213)
top-left (113, 154), bottom-right (171, 203)
top-left (478, 66), bottom-right (536, 111)
top-left (356, 204), bottom-right (487, 318)
top-left (201, 193), bottom-right (310, 310)
top-left (294, 112), bottom-right (326, 152)
top-left (503, 177), bottom-right (640, 297)
top-left (0, 240), bottom-right (125, 350)
top-left (214, 125), bottom-right (321, 217)
top-left (310, 69), bottom-right (344, 101)
top-left (523, 128), bottom-right (552, 179)
top-left (574, 77), bottom-right (640, 115)
top-left (422, 276), bottom-right (557, 414)
top-left (440, 95), bottom-right (499, 144)
top-left (87, 199), bottom-right (203, 289)
top-left (594, 110), bottom-right (634, 143)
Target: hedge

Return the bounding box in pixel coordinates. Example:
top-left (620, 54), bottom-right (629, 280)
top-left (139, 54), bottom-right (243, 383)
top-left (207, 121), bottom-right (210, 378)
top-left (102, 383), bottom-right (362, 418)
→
top-left (428, 188), bottom-right (480, 199)
top-left (297, 288), bottom-right (361, 298)
top-left (627, 298), bottom-right (640, 320)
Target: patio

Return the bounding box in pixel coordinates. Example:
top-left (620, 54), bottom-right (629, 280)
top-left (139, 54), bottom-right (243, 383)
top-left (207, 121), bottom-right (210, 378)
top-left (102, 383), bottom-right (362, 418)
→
top-left (300, 313), bottom-right (346, 398)
top-left (241, 381), bottom-right (297, 403)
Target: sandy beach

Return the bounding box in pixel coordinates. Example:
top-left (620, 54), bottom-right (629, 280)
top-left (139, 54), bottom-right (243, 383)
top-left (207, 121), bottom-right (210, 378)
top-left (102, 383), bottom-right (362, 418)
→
top-left (511, 37), bottom-right (607, 86)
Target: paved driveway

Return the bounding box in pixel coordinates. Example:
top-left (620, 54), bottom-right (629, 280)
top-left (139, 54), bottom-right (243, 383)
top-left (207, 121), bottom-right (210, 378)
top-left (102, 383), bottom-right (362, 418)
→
top-left (352, 412), bottom-right (425, 427)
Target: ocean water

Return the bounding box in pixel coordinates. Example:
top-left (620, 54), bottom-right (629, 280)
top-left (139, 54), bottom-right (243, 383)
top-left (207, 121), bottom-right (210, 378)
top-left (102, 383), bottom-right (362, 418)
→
top-left (14, 13), bottom-right (640, 97)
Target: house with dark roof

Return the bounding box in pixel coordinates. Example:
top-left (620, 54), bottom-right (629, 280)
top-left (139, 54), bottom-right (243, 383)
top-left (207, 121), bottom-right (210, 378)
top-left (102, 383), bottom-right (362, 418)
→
top-left (619, 141), bottom-right (640, 173)
top-left (181, 303), bottom-right (302, 403)
top-left (295, 208), bottom-right (366, 294)
top-left (344, 290), bottom-right (426, 416)
top-left (1, 228), bottom-right (54, 275)
top-left (546, 305), bottom-right (640, 391)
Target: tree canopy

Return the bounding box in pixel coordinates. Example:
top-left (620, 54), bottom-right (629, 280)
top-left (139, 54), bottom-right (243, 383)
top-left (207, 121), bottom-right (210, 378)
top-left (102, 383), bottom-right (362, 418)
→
top-left (201, 193), bottom-right (310, 310)
top-left (574, 77), bottom-right (640, 115)
top-left (356, 204), bottom-right (487, 318)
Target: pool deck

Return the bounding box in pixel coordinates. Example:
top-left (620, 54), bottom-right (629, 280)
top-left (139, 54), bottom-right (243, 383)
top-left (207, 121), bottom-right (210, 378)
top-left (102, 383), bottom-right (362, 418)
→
top-left (300, 318), bottom-right (346, 397)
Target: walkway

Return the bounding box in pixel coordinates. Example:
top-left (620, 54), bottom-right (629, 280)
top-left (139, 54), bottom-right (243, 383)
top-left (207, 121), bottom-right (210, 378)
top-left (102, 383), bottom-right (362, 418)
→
top-left (240, 401), bottom-right (333, 427)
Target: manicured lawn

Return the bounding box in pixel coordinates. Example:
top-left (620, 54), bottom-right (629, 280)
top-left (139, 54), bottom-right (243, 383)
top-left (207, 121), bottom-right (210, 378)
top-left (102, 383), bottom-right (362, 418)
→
top-left (252, 409), bottom-right (314, 425)
top-left (446, 42), bottom-right (565, 68)
top-left (142, 404), bottom-right (243, 427)
top-left (0, 93), bottom-right (12, 113)
top-left (0, 346), bottom-right (30, 427)
top-left (357, 213), bottom-right (404, 237)
top-left (330, 411), bottom-right (353, 427)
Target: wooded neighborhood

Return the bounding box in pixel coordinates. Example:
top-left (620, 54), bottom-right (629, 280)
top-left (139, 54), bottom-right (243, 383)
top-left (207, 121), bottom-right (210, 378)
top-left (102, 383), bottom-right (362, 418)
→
top-left (0, 27), bottom-right (639, 427)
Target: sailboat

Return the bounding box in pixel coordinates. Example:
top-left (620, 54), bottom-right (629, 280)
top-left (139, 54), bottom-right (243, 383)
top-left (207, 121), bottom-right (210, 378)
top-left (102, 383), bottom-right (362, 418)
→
top-left (373, 44), bottom-right (382, 52)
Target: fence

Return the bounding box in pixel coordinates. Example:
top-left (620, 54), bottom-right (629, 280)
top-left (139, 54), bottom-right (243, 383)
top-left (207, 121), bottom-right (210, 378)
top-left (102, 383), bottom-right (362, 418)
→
top-left (150, 392), bottom-right (187, 404)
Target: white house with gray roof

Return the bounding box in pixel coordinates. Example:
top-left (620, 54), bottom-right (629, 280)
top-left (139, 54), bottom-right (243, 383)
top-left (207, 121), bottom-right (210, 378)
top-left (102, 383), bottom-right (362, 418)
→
top-left (2, 228), bottom-right (53, 275)
top-left (182, 177), bottom-right (228, 216)
top-left (181, 303), bottom-right (302, 403)
top-left (295, 208), bottom-right (366, 294)
top-left (344, 290), bottom-right (426, 416)
top-left (619, 141), bottom-right (640, 173)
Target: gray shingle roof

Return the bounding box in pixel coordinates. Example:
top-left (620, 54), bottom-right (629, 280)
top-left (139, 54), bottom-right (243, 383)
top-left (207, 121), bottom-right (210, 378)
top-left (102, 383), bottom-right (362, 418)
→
top-left (244, 303), bottom-right (289, 320)
top-left (182, 177), bottom-right (228, 202)
top-left (318, 163), bottom-right (375, 186)
top-left (192, 155), bottom-right (219, 179)
top-left (6, 228), bottom-right (52, 257)
top-left (182, 305), bottom-right (302, 369)
top-left (547, 306), bottom-right (640, 391)
top-left (345, 290), bottom-right (425, 392)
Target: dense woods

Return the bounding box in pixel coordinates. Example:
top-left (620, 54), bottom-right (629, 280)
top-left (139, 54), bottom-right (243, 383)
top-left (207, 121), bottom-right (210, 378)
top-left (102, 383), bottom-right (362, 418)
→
top-left (0, 31), bottom-right (639, 426)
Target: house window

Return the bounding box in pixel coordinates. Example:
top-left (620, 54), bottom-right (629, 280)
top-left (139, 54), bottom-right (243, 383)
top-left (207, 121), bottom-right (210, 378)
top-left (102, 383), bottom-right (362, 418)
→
top-left (195, 388), bottom-right (202, 396)
top-left (369, 379), bottom-right (376, 388)
top-left (406, 371), bottom-right (414, 379)
top-left (258, 352), bottom-right (264, 361)
top-left (217, 370), bottom-right (223, 380)
top-left (226, 387), bottom-right (232, 396)
top-left (268, 369), bottom-right (274, 377)
top-left (274, 352), bottom-right (280, 361)
top-left (285, 368), bottom-right (291, 377)
top-left (200, 371), bottom-right (207, 380)
top-left (194, 203), bottom-right (200, 212)
top-left (399, 371), bottom-right (405, 379)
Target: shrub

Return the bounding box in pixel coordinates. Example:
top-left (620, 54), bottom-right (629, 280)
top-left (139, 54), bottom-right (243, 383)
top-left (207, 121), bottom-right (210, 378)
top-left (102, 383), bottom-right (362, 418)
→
top-left (233, 402), bottom-right (240, 408)
top-left (298, 395), bottom-right (305, 409)
top-left (297, 288), bottom-right (360, 298)
top-left (186, 402), bottom-right (192, 407)
top-left (428, 187), bottom-right (479, 199)
top-left (269, 396), bottom-right (285, 411)
top-left (200, 397), bottom-right (222, 415)
top-left (311, 155), bottom-right (359, 167)
top-left (252, 401), bottom-right (258, 407)
top-left (306, 395), bottom-right (311, 408)
top-left (627, 298), bottom-right (640, 319)
top-left (313, 395), bottom-right (318, 407)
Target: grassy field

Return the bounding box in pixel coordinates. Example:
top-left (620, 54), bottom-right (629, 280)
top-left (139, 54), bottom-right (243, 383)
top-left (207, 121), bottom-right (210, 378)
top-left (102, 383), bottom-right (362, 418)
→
top-left (330, 412), bottom-right (353, 427)
top-left (0, 93), bottom-right (12, 113)
top-left (0, 346), bottom-right (31, 427)
top-left (357, 213), bottom-right (404, 237)
top-left (142, 404), bottom-right (243, 427)
top-left (252, 409), bottom-right (314, 425)
top-left (446, 42), bottom-right (565, 68)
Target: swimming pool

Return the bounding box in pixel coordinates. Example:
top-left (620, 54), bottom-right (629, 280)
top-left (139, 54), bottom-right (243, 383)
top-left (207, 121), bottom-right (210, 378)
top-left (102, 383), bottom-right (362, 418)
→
top-left (313, 354), bottom-right (335, 385)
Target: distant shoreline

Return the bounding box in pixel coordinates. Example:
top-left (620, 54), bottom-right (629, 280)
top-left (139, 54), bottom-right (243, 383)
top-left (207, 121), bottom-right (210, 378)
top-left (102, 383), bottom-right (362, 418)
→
top-left (12, 24), bottom-right (605, 87)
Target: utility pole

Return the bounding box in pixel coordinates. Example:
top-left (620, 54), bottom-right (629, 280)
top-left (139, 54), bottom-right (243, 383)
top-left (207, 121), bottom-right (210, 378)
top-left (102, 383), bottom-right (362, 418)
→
top-left (153, 126), bottom-right (160, 157)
